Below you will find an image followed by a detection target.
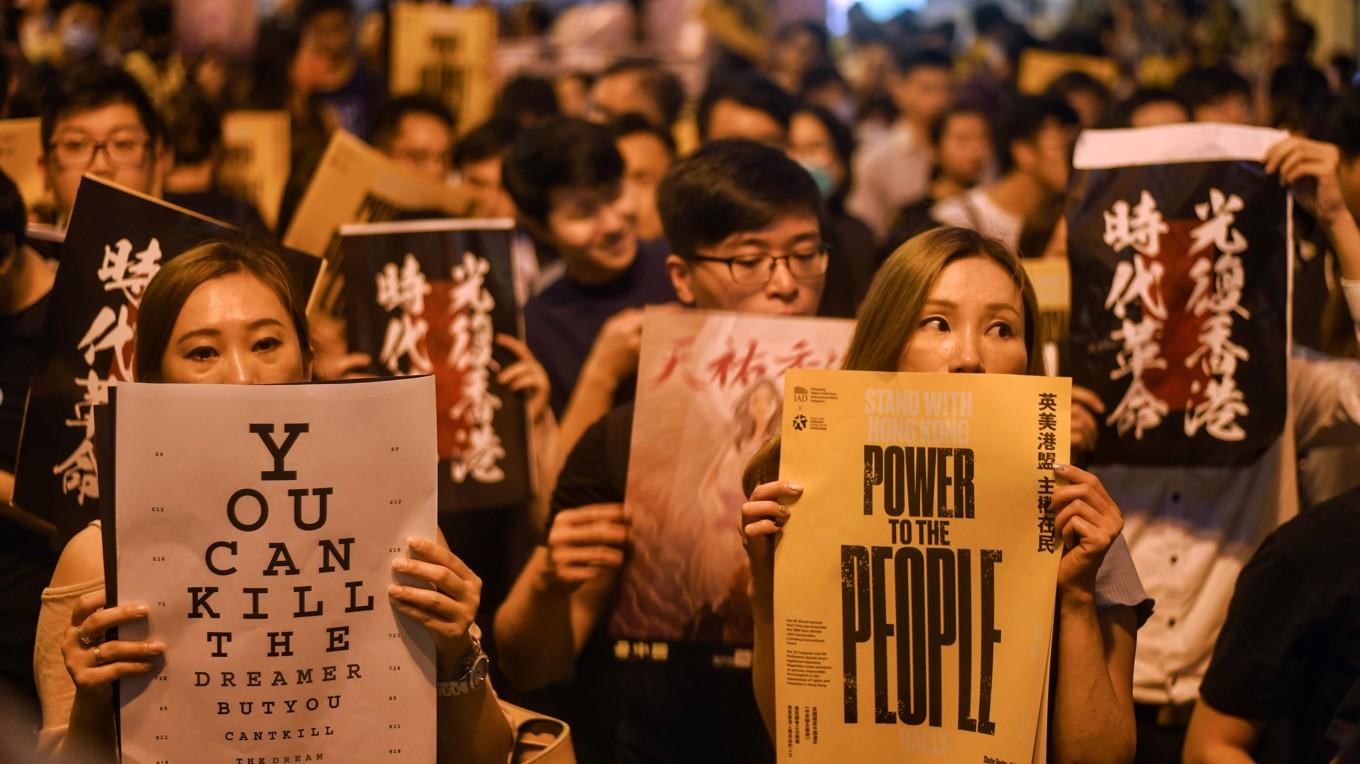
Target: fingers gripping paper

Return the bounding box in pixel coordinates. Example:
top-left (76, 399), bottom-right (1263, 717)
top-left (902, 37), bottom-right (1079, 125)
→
top-left (775, 370), bottom-right (1069, 762)
top-left (106, 377), bottom-right (437, 763)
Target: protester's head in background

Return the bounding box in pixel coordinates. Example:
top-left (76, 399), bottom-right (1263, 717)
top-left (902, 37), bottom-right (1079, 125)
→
top-left (298, 0), bottom-right (356, 64)
top-left (1107, 88), bottom-right (1189, 129)
top-left (556, 71), bottom-right (594, 119)
top-left (0, 170), bottom-right (29, 310)
top-left (504, 117), bottom-right (637, 284)
top-left (848, 226), bottom-right (1039, 375)
top-left (1173, 65), bottom-right (1253, 124)
top-left (589, 60), bottom-right (686, 130)
top-left (372, 94), bottom-right (456, 184)
top-left (888, 49), bottom-right (954, 129)
top-left (1045, 71), bottom-right (1111, 129)
top-left (800, 65), bottom-right (855, 125)
top-left (787, 105), bottom-right (854, 208)
top-left (40, 63), bottom-right (168, 219)
top-left (1269, 63), bottom-right (1332, 136)
top-left (769, 21), bottom-right (830, 94)
top-left (454, 116), bottom-right (517, 219)
top-left (135, 239), bottom-right (312, 385)
top-left (1323, 92), bottom-right (1360, 219)
top-left (50, 0), bottom-right (107, 66)
top-left (496, 75), bottom-right (561, 129)
top-left (930, 105), bottom-right (993, 194)
top-left (160, 86), bottom-right (221, 185)
top-left (611, 114), bottom-right (676, 243)
top-left (697, 72), bottom-right (797, 148)
top-left (659, 139), bottom-right (825, 316)
top-left (999, 95), bottom-right (1079, 196)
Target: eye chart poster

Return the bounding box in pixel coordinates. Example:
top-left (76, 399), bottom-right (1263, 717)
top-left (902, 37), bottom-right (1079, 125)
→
top-left (103, 377), bottom-right (437, 763)
top-left (775, 370), bottom-right (1069, 763)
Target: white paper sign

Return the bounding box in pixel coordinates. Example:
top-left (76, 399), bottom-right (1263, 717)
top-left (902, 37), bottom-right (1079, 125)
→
top-left (110, 377), bottom-right (438, 763)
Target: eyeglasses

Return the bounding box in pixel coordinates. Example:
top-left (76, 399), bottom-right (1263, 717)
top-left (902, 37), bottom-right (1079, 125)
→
top-left (691, 246), bottom-right (830, 286)
top-left (47, 135), bottom-right (151, 170)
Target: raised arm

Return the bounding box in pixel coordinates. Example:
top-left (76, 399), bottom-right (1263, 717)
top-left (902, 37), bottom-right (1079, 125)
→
top-left (555, 309), bottom-right (644, 466)
top-left (1047, 464), bottom-right (1137, 764)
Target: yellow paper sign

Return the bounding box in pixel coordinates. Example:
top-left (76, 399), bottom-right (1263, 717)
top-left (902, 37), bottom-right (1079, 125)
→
top-left (219, 110), bottom-right (290, 230)
top-left (0, 118), bottom-right (49, 213)
top-left (1023, 259), bottom-right (1071, 376)
top-left (390, 3), bottom-right (498, 134)
top-left (775, 370), bottom-right (1070, 762)
top-left (1017, 50), bottom-right (1119, 94)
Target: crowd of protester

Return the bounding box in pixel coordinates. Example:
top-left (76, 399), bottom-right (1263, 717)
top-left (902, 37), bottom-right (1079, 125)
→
top-left (0, 0), bottom-right (1359, 762)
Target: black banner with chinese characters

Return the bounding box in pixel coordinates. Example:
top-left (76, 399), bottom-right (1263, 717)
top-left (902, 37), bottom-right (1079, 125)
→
top-left (339, 219), bottom-right (530, 513)
top-left (13, 177), bottom-right (230, 541)
top-left (1067, 125), bottom-right (1291, 468)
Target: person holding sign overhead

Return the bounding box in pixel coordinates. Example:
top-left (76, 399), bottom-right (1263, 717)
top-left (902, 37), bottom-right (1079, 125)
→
top-left (33, 241), bottom-right (515, 764)
top-left (742, 226), bottom-right (1151, 763)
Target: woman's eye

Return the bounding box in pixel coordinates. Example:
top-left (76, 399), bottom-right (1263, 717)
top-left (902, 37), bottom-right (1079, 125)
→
top-left (921, 317), bottom-right (949, 331)
top-left (186, 346), bottom-right (217, 362)
top-left (254, 336), bottom-right (283, 352)
top-left (989, 322), bottom-right (1015, 338)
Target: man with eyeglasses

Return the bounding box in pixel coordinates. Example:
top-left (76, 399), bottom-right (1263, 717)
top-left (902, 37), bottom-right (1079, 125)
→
top-left (494, 140), bottom-right (826, 764)
top-left (39, 64), bottom-right (170, 226)
top-left (371, 94), bottom-right (457, 185)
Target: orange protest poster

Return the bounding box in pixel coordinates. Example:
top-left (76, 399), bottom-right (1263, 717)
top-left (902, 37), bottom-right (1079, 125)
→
top-left (219, 110), bottom-right (290, 230)
top-left (390, 3), bottom-right (498, 134)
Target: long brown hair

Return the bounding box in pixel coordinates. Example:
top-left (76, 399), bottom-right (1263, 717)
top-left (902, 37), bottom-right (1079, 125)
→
top-left (742, 226), bottom-right (1042, 493)
top-left (134, 239), bottom-right (312, 382)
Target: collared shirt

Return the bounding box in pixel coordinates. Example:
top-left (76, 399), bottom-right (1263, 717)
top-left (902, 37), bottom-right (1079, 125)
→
top-left (1101, 349), bottom-right (1360, 706)
top-left (845, 123), bottom-right (932, 241)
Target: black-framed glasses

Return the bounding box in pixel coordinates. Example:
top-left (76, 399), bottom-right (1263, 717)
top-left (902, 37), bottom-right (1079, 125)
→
top-left (692, 246), bottom-right (830, 286)
top-left (47, 135), bottom-right (151, 170)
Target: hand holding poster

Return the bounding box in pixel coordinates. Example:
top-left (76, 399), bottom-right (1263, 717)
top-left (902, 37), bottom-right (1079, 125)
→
top-left (340, 219), bottom-right (531, 513)
top-left (1066, 124), bottom-right (1291, 467)
top-left (612, 307), bottom-right (853, 651)
top-left (775, 370), bottom-right (1070, 762)
top-left (103, 377), bottom-right (437, 763)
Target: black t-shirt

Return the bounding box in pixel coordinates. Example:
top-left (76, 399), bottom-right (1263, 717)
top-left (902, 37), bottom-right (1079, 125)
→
top-left (1199, 486), bottom-right (1360, 764)
top-left (0, 290), bottom-right (60, 725)
top-left (524, 241), bottom-right (677, 418)
top-left (547, 403), bottom-right (773, 764)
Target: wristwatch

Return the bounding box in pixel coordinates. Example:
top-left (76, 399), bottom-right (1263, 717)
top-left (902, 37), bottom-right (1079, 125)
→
top-left (437, 634), bottom-right (490, 697)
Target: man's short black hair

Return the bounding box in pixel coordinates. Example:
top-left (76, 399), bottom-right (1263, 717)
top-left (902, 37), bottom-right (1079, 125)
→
top-left (371, 93), bottom-right (456, 149)
top-left (610, 112), bottom-right (677, 156)
top-left (929, 104), bottom-right (989, 147)
top-left (600, 59), bottom-right (687, 128)
top-left (452, 116), bottom-right (518, 169)
top-left (1046, 70), bottom-right (1110, 103)
top-left (658, 139), bottom-right (820, 260)
top-left (800, 65), bottom-right (848, 97)
top-left (1270, 63), bottom-right (1331, 136)
top-left (495, 75), bottom-right (560, 128)
top-left (1104, 87), bottom-right (1189, 129)
top-left (1323, 91), bottom-right (1360, 160)
top-left (1173, 65), bottom-right (1251, 111)
top-left (40, 63), bottom-right (163, 148)
top-left (0, 169), bottom-right (27, 261)
top-left (892, 47), bottom-right (953, 78)
top-left (696, 72), bottom-right (796, 141)
top-left (298, 0), bottom-right (353, 26)
top-left (502, 117), bottom-right (623, 225)
top-left (997, 95), bottom-right (1078, 174)
top-left (162, 86), bottom-right (221, 165)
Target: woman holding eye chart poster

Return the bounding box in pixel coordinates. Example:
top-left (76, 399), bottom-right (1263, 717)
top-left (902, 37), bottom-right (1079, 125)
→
top-left (741, 227), bottom-right (1153, 762)
top-left (31, 241), bottom-right (517, 764)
